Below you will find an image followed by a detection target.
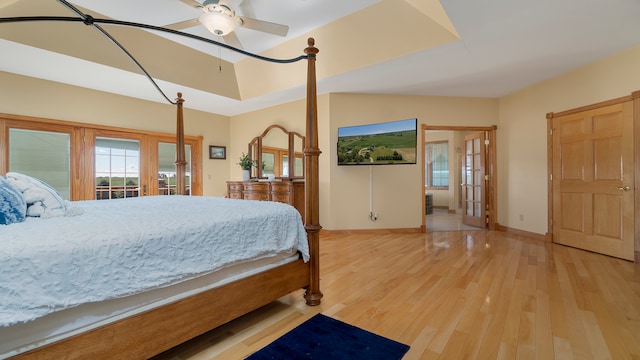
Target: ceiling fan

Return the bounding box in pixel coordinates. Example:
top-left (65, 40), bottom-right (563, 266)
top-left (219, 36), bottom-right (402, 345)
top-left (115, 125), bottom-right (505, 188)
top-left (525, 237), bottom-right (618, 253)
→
top-left (165, 0), bottom-right (289, 49)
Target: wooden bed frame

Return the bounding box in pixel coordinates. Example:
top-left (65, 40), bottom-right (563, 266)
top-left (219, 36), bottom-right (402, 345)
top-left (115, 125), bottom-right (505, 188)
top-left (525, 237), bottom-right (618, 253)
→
top-left (11, 38), bottom-right (322, 360)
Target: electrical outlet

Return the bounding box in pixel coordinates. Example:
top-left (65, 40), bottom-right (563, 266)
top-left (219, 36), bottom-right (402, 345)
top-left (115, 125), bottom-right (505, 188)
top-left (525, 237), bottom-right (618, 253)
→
top-left (519, 214), bottom-right (524, 221)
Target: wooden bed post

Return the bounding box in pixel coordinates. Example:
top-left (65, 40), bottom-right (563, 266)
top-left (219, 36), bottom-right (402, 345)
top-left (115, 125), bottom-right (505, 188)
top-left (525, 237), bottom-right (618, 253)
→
top-left (303, 38), bottom-right (323, 306)
top-left (175, 92), bottom-right (187, 195)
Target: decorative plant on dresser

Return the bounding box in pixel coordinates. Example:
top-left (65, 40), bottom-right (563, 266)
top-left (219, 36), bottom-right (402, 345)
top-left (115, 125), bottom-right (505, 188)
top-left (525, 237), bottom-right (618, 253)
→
top-left (237, 152), bottom-right (255, 181)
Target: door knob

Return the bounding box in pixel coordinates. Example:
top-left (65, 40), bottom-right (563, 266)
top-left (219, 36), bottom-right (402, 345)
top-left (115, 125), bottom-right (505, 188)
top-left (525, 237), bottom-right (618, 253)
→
top-left (615, 186), bottom-right (631, 191)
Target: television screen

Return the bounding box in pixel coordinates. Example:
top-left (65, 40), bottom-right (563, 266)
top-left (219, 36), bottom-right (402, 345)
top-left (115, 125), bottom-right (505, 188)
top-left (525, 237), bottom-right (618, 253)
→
top-left (337, 118), bottom-right (417, 166)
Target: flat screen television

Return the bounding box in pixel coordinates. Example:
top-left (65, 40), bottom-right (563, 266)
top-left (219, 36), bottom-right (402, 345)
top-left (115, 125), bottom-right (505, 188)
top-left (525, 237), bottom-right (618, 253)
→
top-left (337, 118), bottom-right (417, 166)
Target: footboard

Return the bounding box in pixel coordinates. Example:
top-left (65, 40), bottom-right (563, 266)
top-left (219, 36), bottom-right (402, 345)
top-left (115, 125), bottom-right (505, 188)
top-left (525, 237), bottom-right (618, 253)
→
top-left (12, 260), bottom-right (310, 360)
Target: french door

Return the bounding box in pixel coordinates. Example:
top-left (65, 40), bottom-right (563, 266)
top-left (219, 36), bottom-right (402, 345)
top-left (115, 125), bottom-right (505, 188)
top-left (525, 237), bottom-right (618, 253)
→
top-left (95, 137), bottom-right (142, 200)
top-left (462, 132), bottom-right (487, 228)
top-left (85, 129), bottom-right (148, 199)
top-left (1, 114), bottom-right (202, 201)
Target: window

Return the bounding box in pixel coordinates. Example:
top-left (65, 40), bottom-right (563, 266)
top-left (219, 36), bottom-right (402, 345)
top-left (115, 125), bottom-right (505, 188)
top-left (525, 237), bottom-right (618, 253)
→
top-left (8, 128), bottom-right (72, 199)
top-left (95, 138), bottom-right (141, 200)
top-left (425, 141), bottom-right (449, 189)
top-left (158, 142), bottom-right (192, 195)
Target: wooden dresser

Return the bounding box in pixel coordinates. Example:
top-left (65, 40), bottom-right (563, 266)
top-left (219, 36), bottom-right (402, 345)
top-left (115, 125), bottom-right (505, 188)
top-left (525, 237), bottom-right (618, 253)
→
top-left (227, 180), bottom-right (305, 220)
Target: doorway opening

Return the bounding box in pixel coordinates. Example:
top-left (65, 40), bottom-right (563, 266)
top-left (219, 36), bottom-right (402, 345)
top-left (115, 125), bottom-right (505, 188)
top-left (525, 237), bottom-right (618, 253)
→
top-left (422, 125), bottom-right (497, 232)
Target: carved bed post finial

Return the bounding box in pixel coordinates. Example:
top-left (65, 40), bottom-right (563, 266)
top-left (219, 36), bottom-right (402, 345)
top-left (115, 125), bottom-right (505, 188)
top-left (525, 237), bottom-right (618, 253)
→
top-left (175, 92), bottom-right (187, 196)
top-left (303, 37), bottom-right (323, 306)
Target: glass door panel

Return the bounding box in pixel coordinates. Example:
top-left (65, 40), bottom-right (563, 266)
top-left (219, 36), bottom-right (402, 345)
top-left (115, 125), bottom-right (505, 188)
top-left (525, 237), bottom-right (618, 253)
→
top-left (282, 155), bottom-right (289, 177)
top-left (158, 142), bottom-right (192, 195)
top-left (295, 156), bottom-right (303, 177)
top-left (9, 129), bottom-right (71, 199)
top-left (262, 152), bottom-right (275, 177)
top-left (95, 137), bottom-right (140, 200)
top-left (461, 132), bottom-right (487, 228)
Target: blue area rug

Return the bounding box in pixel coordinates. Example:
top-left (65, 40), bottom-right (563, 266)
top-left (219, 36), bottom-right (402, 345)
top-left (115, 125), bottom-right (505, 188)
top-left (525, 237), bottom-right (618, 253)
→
top-left (245, 313), bottom-right (410, 360)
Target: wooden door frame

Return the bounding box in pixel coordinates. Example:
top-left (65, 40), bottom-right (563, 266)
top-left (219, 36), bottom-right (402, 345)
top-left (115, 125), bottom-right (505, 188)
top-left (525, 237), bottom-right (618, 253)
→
top-left (421, 125), bottom-right (498, 232)
top-left (546, 90), bottom-right (640, 262)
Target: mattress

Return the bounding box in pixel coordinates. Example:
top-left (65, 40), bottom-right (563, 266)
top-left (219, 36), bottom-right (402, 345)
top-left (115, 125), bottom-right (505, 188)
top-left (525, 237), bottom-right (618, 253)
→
top-left (0, 195), bottom-right (309, 358)
top-left (0, 253), bottom-right (300, 359)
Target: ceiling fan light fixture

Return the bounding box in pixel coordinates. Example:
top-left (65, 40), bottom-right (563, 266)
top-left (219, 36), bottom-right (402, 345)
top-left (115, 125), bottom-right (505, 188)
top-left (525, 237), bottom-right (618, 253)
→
top-left (199, 11), bottom-right (241, 36)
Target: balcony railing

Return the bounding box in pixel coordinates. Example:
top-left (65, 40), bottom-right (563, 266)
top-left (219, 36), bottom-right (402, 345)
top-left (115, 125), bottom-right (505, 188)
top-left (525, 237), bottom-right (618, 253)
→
top-left (96, 184), bottom-right (191, 199)
top-left (96, 185), bottom-right (139, 200)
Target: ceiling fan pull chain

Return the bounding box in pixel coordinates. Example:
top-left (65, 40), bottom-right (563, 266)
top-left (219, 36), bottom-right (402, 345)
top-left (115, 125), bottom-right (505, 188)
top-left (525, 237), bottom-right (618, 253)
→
top-left (218, 38), bottom-right (223, 73)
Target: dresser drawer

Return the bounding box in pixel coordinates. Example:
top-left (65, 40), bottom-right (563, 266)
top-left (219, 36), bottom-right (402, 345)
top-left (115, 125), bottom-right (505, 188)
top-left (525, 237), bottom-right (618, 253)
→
top-left (228, 192), bottom-right (243, 199)
top-left (242, 182), bottom-right (269, 192)
top-left (269, 182), bottom-right (291, 193)
top-left (271, 194), bottom-right (291, 203)
top-left (225, 180), bottom-right (304, 220)
top-left (227, 182), bottom-right (244, 192)
top-left (243, 192), bottom-right (269, 201)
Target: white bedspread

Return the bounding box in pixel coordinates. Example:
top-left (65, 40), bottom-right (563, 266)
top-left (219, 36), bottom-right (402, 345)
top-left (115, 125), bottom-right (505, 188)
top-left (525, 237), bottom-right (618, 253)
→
top-left (0, 196), bottom-right (308, 326)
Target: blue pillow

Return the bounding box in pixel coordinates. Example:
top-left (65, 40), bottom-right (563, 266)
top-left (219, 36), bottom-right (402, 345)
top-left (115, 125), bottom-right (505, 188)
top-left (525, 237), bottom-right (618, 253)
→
top-left (0, 176), bottom-right (27, 225)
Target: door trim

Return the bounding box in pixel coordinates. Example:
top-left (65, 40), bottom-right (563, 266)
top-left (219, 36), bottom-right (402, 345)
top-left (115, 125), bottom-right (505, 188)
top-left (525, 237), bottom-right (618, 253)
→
top-left (635, 91), bottom-right (640, 263)
top-left (421, 125), bottom-right (498, 232)
top-left (546, 90), bottom-right (640, 262)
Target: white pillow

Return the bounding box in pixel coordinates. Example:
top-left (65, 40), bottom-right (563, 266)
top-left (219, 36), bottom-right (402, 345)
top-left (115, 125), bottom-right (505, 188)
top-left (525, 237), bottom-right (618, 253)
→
top-left (5, 172), bottom-right (66, 217)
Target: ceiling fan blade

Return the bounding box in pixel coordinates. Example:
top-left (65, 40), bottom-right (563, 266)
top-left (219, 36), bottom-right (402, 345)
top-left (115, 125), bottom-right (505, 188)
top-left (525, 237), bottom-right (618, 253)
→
top-left (223, 31), bottom-right (244, 49)
top-left (240, 17), bottom-right (289, 37)
top-left (180, 0), bottom-right (203, 9)
top-left (237, 0), bottom-right (256, 19)
top-left (164, 18), bottom-right (200, 30)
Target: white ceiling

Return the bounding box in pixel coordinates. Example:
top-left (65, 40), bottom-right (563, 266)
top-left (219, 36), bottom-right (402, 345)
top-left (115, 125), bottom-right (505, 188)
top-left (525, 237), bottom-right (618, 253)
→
top-left (2, 0), bottom-right (640, 116)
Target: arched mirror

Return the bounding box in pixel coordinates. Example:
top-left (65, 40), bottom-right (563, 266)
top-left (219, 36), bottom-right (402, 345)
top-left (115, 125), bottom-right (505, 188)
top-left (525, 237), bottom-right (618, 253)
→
top-left (249, 125), bottom-right (305, 179)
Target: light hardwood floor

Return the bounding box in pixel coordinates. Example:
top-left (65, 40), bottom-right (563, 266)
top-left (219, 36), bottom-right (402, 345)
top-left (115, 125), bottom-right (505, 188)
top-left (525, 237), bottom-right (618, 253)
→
top-left (426, 208), bottom-right (484, 231)
top-left (155, 231), bottom-right (640, 359)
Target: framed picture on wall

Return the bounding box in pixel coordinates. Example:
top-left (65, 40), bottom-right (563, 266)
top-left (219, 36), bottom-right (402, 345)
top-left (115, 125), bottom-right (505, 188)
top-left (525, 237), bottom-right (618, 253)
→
top-left (209, 145), bottom-right (226, 159)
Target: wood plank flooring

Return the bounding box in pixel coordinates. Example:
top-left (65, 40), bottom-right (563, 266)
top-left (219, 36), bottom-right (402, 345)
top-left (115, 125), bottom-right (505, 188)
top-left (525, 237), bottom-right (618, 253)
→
top-left (154, 231), bottom-right (640, 359)
top-left (426, 208), bottom-right (483, 231)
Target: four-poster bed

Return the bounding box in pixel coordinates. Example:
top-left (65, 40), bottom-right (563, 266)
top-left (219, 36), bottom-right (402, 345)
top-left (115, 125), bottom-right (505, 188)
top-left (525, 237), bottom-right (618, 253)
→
top-left (0, 2), bottom-right (322, 358)
top-left (1, 37), bottom-right (321, 360)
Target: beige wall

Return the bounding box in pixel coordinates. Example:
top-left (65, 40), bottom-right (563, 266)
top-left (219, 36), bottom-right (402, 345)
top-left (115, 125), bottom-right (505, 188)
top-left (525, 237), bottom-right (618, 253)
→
top-left (229, 94), bottom-right (497, 230)
top-left (232, 41), bottom-right (640, 233)
top-left (497, 45), bottom-right (640, 235)
top-left (227, 94), bottom-right (497, 230)
top-left (0, 71), bottom-right (231, 196)
top-left (326, 94), bottom-right (498, 230)
top-left (3, 44), bottom-right (640, 233)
